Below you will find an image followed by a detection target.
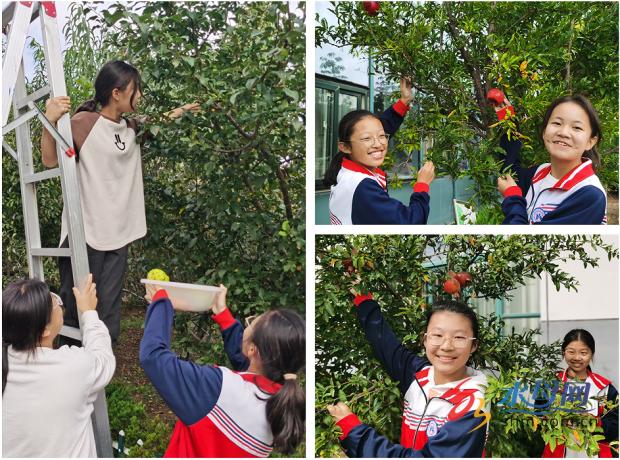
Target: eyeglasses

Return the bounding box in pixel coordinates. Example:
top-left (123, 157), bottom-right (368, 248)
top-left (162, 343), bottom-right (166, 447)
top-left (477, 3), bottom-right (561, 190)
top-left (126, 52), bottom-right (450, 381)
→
top-left (245, 314), bottom-right (259, 328)
top-left (344, 133), bottom-right (390, 146)
top-left (51, 292), bottom-right (64, 311)
top-left (425, 333), bottom-right (476, 349)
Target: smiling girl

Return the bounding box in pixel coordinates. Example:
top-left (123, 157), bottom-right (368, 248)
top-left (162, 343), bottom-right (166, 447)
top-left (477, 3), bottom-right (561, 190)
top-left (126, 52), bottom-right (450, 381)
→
top-left (495, 95), bottom-right (607, 224)
top-left (542, 329), bottom-right (618, 458)
top-left (327, 292), bottom-right (488, 457)
top-left (41, 60), bottom-right (199, 346)
top-left (324, 79), bottom-right (435, 225)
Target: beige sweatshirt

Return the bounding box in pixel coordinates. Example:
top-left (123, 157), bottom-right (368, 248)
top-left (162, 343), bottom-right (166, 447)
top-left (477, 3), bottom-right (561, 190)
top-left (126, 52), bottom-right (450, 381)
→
top-left (60, 111), bottom-right (146, 251)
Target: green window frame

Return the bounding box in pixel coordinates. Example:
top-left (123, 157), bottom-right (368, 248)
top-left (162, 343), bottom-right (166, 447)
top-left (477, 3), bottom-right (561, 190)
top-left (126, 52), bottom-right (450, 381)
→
top-left (315, 76), bottom-right (368, 189)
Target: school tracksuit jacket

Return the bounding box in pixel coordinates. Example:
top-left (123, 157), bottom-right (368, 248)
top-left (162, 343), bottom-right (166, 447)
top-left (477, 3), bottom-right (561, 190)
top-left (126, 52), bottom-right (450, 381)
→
top-left (542, 370), bottom-right (618, 458)
top-left (140, 290), bottom-right (280, 458)
top-left (500, 135), bottom-right (607, 224)
top-left (336, 294), bottom-right (489, 458)
top-left (329, 100), bottom-right (431, 225)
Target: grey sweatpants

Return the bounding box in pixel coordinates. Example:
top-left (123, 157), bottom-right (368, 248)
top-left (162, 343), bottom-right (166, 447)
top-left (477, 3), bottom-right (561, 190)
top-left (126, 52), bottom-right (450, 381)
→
top-left (58, 238), bottom-right (128, 345)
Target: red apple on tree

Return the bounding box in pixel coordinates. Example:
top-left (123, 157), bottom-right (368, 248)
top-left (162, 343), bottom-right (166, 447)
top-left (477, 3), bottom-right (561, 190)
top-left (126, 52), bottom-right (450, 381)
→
top-left (443, 277), bottom-right (461, 295)
top-left (362, 1), bottom-right (380, 16)
top-left (454, 271), bottom-right (472, 287)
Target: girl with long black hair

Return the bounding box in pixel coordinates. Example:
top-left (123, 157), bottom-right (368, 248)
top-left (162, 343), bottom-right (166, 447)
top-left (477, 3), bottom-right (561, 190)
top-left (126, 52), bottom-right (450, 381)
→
top-left (542, 329), bottom-right (618, 457)
top-left (2, 275), bottom-right (115, 457)
top-left (140, 284), bottom-right (305, 457)
top-left (41, 60), bottom-right (199, 345)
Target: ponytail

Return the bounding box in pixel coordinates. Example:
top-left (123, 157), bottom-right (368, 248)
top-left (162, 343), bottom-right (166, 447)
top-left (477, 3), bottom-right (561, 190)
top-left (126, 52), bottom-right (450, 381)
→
top-left (323, 152), bottom-right (347, 187)
top-left (266, 378), bottom-right (305, 454)
top-left (249, 309), bottom-right (305, 454)
top-left (324, 109), bottom-right (382, 187)
top-left (75, 98), bottom-right (98, 114)
top-left (2, 341), bottom-right (9, 394)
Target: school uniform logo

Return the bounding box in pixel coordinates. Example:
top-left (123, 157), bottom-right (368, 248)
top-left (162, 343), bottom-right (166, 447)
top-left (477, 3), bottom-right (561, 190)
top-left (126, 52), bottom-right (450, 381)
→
top-left (114, 134), bottom-right (126, 151)
top-left (531, 204), bottom-right (557, 223)
top-left (426, 420), bottom-right (438, 437)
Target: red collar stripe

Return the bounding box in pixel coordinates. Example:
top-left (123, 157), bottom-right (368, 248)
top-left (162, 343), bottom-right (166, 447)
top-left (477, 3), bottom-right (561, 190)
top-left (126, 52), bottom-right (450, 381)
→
top-left (554, 160), bottom-right (595, 190)
top-left (532, 165), bottom-right (552, 184)
top-left (342, 158), bottom-right (387, 189)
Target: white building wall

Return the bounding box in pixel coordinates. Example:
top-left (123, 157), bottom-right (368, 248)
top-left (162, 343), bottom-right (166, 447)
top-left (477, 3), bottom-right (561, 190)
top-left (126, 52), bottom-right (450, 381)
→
top-left (540, 235), bottom-right (619, 321)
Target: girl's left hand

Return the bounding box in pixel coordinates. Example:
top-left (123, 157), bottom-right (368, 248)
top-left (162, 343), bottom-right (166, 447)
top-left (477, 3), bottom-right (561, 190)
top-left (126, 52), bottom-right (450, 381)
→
top-left (166, 102), bottom-right (201, 120)
top-left (497, 174), bottom-right (517, 195)
top-left (327, 402), bottom-right (353, 422)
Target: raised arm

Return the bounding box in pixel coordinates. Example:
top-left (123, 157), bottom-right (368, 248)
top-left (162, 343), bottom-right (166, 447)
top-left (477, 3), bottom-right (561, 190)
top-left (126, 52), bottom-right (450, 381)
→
top-left (139, 289), bottom-right (223, 425)
top-left (210, 285), bottom-right (249, 371)
top-left (354, 294), bottom-right (428, 393)
top-left (72, 274), bottom-right (116, 399)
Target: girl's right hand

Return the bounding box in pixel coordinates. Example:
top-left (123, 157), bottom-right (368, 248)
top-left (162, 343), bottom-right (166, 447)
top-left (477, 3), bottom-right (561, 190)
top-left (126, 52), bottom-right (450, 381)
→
top-left (73, 274), bottom-right (97, 313)
top-left (497, 174), bottom-right (517, 195)
top-left (210, 284), bottom-right (228, 314)
top-left (417, 161), bottom-right (435, 184)
top-left (327, 402), bottom-right (353, 422)
top-left (45, 96), bottom-right (71, 123)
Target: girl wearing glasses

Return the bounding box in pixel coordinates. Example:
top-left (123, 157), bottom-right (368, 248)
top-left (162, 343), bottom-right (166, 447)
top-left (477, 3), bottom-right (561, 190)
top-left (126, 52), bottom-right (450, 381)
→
top-left (2, 275), bottom-right (115, 457)
top-left (542, 329), bottom-right (618, 457)
top-left (324, 79), bottom-right (436, 225)
top-left (140, 284), bottom-right (305, 457)
top-left (327, 293), bottom-right (488, 457)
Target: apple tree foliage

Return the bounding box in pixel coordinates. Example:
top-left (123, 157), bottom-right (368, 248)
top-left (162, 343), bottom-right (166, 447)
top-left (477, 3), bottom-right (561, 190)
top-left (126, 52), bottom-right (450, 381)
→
top-left (317, 2), bottom-right (619, 222)
top-left (315, 234), bottom-right (618, 457)
top-left (3, 2), bottom-right (305, 361)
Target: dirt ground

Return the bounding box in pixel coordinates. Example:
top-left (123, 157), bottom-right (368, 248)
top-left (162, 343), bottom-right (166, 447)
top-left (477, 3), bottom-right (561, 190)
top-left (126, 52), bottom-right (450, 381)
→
top-left (607, 193), bottom-right (618, 225)
top-left (113, 306), bottom-right (176, 426)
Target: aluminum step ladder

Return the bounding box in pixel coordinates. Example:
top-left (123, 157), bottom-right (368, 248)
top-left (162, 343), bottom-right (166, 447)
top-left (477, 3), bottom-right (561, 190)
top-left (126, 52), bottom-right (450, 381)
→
top-left (2, 2), bottom-right (113, 457)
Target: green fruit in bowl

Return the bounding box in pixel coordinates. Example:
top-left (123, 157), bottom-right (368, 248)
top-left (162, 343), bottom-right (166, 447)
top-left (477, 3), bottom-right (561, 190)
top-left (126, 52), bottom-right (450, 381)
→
top-left (147, 268), bottom-right (170, 282)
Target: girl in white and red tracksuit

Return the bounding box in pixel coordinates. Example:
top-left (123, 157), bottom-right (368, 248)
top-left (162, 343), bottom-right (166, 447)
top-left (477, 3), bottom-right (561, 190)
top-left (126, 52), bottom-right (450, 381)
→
top-left (139, 287), bottom-right (305, 458)
top-left (495, 94), bottom-right (607, 225)
top-left (542, 329), bottom-right (618, 458)
top-left (324, 99), bottom-right (435, 225)
top-left (331, 293), bottom-right (489, 457)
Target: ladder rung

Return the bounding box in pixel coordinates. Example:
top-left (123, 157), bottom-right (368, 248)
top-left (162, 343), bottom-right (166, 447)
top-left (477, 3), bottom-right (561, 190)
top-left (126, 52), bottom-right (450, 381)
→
top-left (23, 168), bottom-right (61, 183)
top-left (16, 85), bottom-right (51, 109)
top-left (2, 140), bottom-right (18, 160)
top-left (30, 248), bottom-right (72, 258)
top-left (60, 325), bottom-right (82, 341)
top-left (2, 107), bottom-right (37, 135)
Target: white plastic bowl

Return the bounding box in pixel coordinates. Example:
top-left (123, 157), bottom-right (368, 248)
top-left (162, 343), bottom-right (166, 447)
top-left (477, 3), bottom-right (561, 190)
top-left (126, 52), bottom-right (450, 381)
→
top-left (140, 279), bottom-right (222, 312)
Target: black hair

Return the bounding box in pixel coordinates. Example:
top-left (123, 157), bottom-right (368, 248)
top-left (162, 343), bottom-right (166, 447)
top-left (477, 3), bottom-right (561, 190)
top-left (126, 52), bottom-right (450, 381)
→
top-left (2, 279), bottom-right (53, 393)
top-left (562, 329), bottom-right (595, 372)
top-left (249, 309), bottom-right (305, 454)
top-left (425, 300), bottom-right (480, 352)
top-left (323, 109), bottom-right (381, 186)
top-left (75, 60), bottom-right (142, 114)
top-left (540, 94), bottom-right (602, 172)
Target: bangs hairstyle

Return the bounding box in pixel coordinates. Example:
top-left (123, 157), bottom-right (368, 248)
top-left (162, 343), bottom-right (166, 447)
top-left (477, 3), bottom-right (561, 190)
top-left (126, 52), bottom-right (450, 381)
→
top-left (323, 110), bottom-right (380, 186)
top-left (425, 300), bottom-right (480, 346)
top-left (540, 95), bottom-right (602, 172)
